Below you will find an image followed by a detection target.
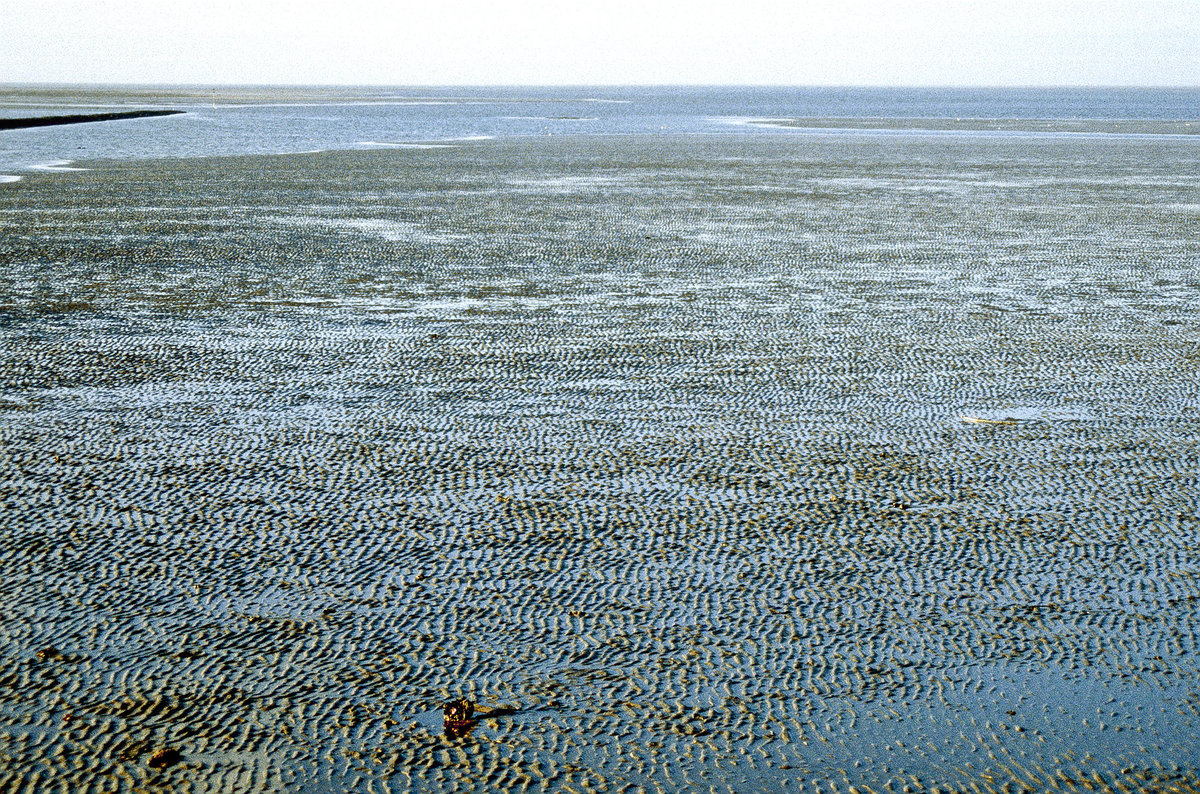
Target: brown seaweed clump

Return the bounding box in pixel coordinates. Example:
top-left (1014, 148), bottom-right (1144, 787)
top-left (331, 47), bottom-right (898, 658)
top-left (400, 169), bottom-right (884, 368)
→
top-left (148, 748), bottom-right (182, 769)
top-left (443, 699), bottom-right (475, 737)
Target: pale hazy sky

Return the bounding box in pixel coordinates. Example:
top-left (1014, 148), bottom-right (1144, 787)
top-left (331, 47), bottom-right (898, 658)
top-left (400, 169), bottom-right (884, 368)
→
top-left (3, 0), bottom-right (1198, 86)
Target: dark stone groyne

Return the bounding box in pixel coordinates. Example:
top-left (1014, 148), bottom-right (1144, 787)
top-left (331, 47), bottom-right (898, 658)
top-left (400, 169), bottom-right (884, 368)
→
top-left (0, 109), bottom-right (184, 130)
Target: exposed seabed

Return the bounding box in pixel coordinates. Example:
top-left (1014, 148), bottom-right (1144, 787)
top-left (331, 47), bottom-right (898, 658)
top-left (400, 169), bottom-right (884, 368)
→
top-left (1, 133), bottom-right (1199, 792)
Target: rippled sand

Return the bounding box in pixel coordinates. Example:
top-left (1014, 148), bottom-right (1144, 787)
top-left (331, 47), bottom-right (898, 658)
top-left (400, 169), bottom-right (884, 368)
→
top-left (1, 134), bottom-right (1199, 792)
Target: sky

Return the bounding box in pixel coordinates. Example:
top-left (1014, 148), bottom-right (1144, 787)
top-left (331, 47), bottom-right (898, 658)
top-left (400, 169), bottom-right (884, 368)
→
top-left (2, 0), bottom-right (1199, 86)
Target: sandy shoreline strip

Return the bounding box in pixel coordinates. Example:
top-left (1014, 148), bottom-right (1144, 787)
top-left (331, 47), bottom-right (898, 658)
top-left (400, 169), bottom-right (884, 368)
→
top-left (0, 109), bottom-right (184, 130)
top-left (733, 116), bottom-right (1200, 135)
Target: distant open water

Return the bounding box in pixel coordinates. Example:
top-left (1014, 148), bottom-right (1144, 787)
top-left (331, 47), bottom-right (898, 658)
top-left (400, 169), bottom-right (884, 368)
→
top-left (1, 85), bottom-right (1199, 175)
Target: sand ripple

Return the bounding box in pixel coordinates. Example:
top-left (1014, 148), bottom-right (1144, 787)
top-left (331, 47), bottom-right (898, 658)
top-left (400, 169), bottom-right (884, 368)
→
top-left (1, 135), bottom-right (1199, 792)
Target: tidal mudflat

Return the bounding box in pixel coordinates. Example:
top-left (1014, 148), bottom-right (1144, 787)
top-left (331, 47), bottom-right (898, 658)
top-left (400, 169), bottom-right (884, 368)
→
top-left (1, 133), bottom-right (1199, 792)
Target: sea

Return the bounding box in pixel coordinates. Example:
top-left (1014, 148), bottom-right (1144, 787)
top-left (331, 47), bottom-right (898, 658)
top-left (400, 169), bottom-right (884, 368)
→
top-left (2, 85), bottom-right (1199, 175)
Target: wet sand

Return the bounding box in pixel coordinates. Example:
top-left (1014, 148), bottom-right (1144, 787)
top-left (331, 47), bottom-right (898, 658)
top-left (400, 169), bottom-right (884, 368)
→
top-left (743, 117), bottom-right (1200, 136)
top-left (1, 133), bottom-right (1199, 792)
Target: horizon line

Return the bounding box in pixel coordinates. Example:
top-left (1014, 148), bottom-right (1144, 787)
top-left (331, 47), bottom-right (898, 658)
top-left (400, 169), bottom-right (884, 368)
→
top-left (3, 81), bottom-right (1200, 91)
